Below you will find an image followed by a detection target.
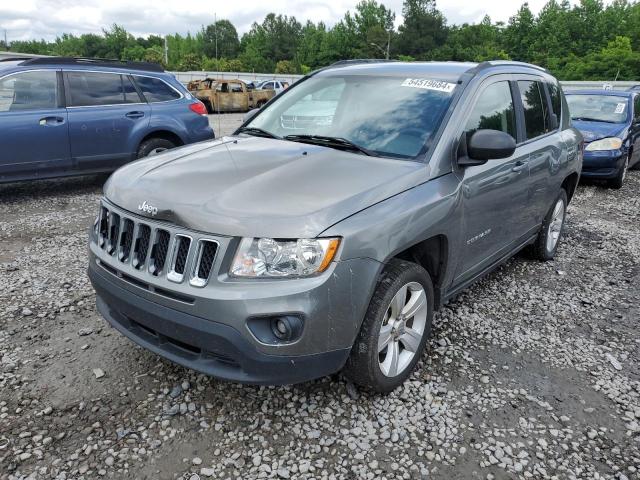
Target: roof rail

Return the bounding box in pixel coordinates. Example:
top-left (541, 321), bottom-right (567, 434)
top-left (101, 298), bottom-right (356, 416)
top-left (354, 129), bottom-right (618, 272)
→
top-left (19, 56), bottom-right (164, 73)
top-left (0, 57), bottom-right (34, 63)
top-left (329, 59), bottom-right (398, 67)
top-left (474, 60), bottom-right (549, 73)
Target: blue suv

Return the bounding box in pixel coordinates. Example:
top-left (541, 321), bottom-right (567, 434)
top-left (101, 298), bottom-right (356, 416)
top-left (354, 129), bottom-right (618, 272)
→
top-left (0, 57), bottom-right (214, 183)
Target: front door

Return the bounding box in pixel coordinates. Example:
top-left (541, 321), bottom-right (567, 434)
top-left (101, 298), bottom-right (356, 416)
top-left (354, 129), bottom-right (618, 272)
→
top-left (64, 71), bottom-right (150, 171)
top-left (453, 79), bottom-right (531, 284)
top-left (0, 69), bottom-right (71, 180)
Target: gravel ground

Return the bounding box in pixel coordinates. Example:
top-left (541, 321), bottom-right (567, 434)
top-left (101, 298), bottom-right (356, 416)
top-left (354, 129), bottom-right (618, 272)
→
top-left (0, 115), bottom-right (639, 480)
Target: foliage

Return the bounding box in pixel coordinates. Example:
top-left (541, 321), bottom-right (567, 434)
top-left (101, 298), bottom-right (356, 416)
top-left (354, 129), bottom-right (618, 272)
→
top-left (6, 1), bottom-right (640, 79)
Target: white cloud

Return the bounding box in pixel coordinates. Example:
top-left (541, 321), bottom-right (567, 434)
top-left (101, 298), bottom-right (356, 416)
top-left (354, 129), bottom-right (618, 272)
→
top-left (0, 0), bottom-right (611, 42)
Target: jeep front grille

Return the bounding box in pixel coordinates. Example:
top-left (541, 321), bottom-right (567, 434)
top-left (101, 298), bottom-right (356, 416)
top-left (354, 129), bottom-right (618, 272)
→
top-left (94, 202), bottom-right (220, 290)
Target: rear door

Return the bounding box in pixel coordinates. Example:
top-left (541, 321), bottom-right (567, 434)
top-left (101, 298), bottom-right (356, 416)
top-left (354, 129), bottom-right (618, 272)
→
top-left (64, 70), bottom-right (150, 171)
top-left (0, 69), bottom-right (71, 180)
top-left (454, 77), bottom-right (531, 284)
top-left (228, 81), bottom-right (249, 111)
top-left (515, 77), bottom-right (564, 229)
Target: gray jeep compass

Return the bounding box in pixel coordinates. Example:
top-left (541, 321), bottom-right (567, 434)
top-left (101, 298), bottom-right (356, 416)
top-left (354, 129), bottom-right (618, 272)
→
top-left (88, 60), bottom-right (583, 392)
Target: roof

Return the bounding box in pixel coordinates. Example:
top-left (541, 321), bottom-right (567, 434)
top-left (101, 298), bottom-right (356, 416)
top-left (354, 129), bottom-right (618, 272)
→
top-left (565, 89), bottom-right (635, 97)
top-left (318, 59), bottom-right (550, 81)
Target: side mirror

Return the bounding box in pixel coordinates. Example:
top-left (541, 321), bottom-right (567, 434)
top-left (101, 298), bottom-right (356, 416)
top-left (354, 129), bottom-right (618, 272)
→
top-left (549, 113), bottom-right (559, 130)
top-left (244, 108), bottom-right (260, 123)
top-left (459, 129), bottom-right (516, 166)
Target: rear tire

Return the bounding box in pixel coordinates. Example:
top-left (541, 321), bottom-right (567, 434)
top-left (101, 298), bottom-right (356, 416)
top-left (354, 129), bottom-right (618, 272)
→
top-left (608, 155), bottom-right (628, 189)
top-left (136, 138), bottom-right (176, 159)
top-left (531, 189), bottom-right (567, 261)
top-left (344, 259), bottom-right (434, 393)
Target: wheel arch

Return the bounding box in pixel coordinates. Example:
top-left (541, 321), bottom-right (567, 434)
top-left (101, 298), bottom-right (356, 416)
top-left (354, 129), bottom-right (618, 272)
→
top-left (561, 171), bottom-right (579, 204)
top-left (139, 130), bottom-right (185, 149)
top-left (392, 234), bottom-right (449, 309)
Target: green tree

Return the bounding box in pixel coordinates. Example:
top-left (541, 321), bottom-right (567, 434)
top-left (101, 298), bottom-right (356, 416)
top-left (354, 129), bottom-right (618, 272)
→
top-left (397, 0), bottom-right (447, 59)
top-left (203, 20), bottom-right (240, 58)
top-left (503, 3), bottom-right (536, 61)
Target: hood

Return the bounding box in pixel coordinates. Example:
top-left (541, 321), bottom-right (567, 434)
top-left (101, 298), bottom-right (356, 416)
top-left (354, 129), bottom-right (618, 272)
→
top-left (572, 119), bottom-right (628, 143)
top-left (104, 136), bottom-right (428, 238)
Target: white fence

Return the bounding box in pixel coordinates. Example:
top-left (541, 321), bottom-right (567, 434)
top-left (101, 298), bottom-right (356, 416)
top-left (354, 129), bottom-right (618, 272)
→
top-left (170, 71), bottom-right (304, 85)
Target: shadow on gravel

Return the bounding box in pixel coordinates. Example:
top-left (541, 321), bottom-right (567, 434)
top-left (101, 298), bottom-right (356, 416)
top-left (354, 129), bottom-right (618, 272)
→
top-left (0, 174), bottom-right (108, 202)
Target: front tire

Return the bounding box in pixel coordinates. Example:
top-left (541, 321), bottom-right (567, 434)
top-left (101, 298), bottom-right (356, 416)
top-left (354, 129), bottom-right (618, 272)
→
top-left (136, 138), bottom-right (176, 159)
top-left (344, 259), bottom-right (434, 393)
top-left (608, 155), bottom-right (629, 189)
top-left (531, 189), bottom-right (567, 261)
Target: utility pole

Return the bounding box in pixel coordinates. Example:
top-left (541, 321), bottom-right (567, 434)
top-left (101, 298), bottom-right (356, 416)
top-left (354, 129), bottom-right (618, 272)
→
top-left (164, 36), bottom-right (168, 65)
top-left (3, 29), bottom-right (7, 51)
top-left (214, 13), bottom-right (218, 62)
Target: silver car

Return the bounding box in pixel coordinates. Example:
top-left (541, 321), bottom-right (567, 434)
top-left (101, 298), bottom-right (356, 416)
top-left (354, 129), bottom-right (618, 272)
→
top-left (88, 60), bottom-right (582, 392)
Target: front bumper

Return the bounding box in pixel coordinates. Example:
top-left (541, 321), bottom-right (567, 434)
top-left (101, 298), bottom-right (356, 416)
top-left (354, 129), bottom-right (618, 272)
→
top-left (581, 149), bottom-right (625, 179)
top-left (89, 263), bottom-right (354, 385)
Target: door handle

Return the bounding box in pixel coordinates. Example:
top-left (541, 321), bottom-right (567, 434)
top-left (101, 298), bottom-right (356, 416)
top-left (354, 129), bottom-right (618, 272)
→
top-left (512, 160), bottom-right (528, 172)
top-left (39, 116), bottom-right (65, 126)
top-left (125, 111), bottom-right (145, 119)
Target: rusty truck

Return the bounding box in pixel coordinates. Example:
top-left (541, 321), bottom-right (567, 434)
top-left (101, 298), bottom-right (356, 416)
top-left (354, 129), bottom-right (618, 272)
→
top-left (187, 78), bottom-right (276, 113)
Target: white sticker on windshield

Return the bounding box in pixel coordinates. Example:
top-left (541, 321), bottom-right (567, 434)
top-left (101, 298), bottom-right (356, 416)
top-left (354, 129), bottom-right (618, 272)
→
top-left (615, 103), bottom-right (626, 114)
top-left (401, 78), bottom-right (456, 93)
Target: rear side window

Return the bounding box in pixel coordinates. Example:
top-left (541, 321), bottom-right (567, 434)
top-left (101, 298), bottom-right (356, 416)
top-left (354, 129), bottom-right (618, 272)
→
top-left (123, 76), bottom-right (142, 103)
top-left (518, 80), bottom-right (548, 139)
top-left (134, 76), bottom-right (181, 103)
top-left (465, 81), bottom-right (516, 140)
top-left (547, 80), bottom-right (562, 122)
top-left (66, 72), bottom-right (135, 107)
top-left (0, 70), bottom-right (57, 111)
top-left (634, 95), bottom-right (640, 121)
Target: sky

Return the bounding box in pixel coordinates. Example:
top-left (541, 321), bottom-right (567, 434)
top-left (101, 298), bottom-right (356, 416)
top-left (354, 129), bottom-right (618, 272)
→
top-left (0, 0), bottom-right (581, 42)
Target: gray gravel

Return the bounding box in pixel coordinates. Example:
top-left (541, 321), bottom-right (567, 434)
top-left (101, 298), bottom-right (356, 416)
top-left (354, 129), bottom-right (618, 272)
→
top-left (0, 115), bottom-right (639, 479)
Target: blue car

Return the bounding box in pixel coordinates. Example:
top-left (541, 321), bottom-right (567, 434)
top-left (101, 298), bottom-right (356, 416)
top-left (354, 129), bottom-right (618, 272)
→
top-left (0, 57), bottom-right (214, 184)
top-left (565, 89), bottom-right (640, 188)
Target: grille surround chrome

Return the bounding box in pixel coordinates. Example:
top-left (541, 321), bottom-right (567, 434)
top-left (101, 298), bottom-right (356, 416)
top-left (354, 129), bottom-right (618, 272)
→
top-left (93, 201), bottom-right (223, 290)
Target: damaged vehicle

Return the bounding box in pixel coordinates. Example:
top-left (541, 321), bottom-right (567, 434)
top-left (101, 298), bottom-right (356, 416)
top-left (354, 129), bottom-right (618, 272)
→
top-left (89, 60), bottom-right (582, 392)
top-left (187, 78), bottom-right (275, 113)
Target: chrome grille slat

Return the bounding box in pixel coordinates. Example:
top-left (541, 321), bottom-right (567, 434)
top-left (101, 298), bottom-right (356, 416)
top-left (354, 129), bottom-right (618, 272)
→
top-left (98, 206), bottom-right (109, 248)
top-left (190, 240), bottom-right (219, 287)
top-left (106, 212), bottom-right (120, 255)
top-left (149, 229), bottom-right (170, 276)
top-left (167, 235), bottom-right (191, 283)
top-left (118, 219), bottom-right (134, 262)
top-left (132, 224), bottom-right (151, 270)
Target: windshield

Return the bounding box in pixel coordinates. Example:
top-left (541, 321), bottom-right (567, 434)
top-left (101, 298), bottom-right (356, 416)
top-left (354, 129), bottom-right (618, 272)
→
top-left (245, 75), bottom-right (456, 159)
top-left (566, 94), bottom-right (629, 123)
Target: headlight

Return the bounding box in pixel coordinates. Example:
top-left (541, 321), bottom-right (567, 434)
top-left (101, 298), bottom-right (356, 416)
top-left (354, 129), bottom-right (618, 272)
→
top-left (585, 137), bottom-right (623, 151)
top-left (231, 237), bottom-right (340, 278)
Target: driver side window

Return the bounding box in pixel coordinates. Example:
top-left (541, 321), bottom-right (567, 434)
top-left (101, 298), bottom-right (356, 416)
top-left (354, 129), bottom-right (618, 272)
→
top-left (465, 81), bottom-right (516, 140)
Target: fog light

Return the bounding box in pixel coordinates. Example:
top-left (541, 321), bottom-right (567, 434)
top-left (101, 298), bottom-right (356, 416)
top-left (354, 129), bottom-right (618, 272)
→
top-left (271, 316), bottom-right (293, 341)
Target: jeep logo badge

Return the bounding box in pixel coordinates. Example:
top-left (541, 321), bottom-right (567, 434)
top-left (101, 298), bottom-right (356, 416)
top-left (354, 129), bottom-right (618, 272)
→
top-left (138, 201), bottom-right (158, 216)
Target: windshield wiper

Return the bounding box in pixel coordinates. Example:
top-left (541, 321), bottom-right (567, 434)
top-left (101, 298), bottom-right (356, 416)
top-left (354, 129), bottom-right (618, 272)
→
top-left (283, 135), bottom-right (379, 157)
top-left (236, 127), bottom-right (281, 139)
top-left (572, 117), bottom-right (617, 124)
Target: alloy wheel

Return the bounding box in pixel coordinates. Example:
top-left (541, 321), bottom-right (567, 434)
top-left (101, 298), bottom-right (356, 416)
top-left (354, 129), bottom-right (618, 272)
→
top-left (378, 282), bottom-right (428, 378)
top-left (546, 198), bottom-right (565, 253)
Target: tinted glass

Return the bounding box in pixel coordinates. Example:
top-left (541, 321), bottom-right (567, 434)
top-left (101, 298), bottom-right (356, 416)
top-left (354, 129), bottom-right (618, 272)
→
top-left (123, 76), bottom-right (141, 103)
top-left (0, 70), bottom-right (57, 112)
top-left (67, 72), bottom-right (128, 107)
top-left (634, 95), bottom-right (640, 121)
top-left (135, 76), bottom-right (181, 102)
top-left (249, 75), bottom-right (456, 159)
top-left (518, 80), bottom-right (547, 139)
top-left (566, 94), bottom-right (629, 124)
top-left (547, 81), bottom-right (562, 122)
top-left (465, 81), bottom-right (516, 139)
